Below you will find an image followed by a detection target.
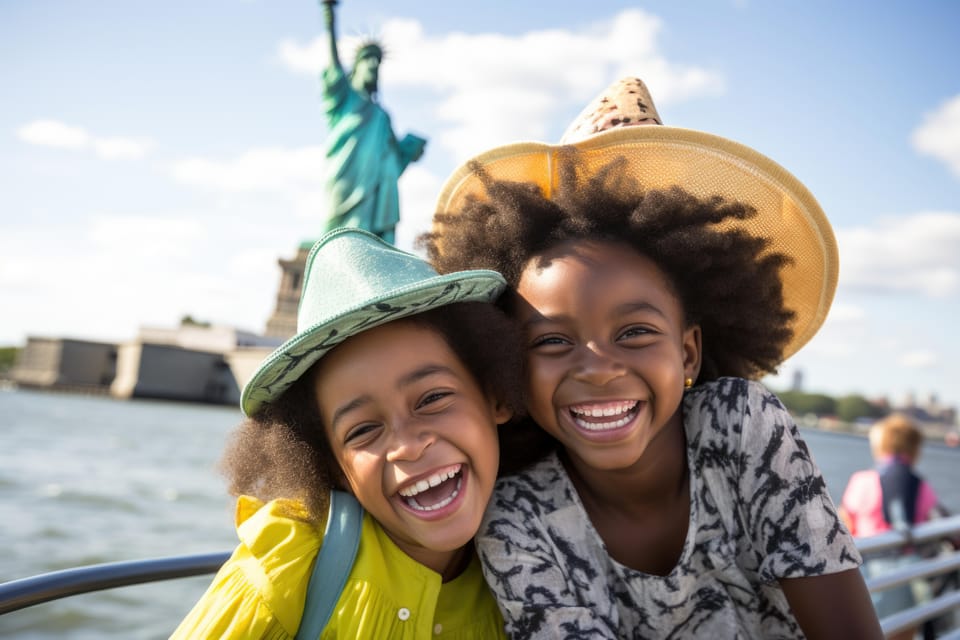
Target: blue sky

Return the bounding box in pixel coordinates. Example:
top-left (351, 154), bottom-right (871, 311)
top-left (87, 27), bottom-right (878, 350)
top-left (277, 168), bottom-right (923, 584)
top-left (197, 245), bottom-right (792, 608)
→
top-left (2, 1), bottom-right (959, 415)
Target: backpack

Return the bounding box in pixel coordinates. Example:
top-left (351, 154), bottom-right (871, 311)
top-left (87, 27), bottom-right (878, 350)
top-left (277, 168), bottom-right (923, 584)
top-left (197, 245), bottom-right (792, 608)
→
top-left (294, 490), bottom-right (364, 640)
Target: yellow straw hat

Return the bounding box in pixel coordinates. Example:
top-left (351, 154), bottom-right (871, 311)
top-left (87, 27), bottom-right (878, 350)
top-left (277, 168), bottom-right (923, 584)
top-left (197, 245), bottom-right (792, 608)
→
top-left (434, 77), bottom-right (838, 361)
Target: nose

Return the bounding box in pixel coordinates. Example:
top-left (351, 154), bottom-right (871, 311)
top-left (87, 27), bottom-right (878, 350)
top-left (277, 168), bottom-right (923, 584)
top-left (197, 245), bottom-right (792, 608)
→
top-left (571, 341), bottom-right (626, 387)
top-left (384, 417), bottom-right (436, 463)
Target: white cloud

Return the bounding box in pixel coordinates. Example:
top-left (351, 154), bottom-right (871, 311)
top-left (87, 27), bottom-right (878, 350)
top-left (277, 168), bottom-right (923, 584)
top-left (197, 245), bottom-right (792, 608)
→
top-left (824, 303), bottom-right (866, 323)
top-left (277, 9), bottom-right (724, 161)
top-left (837, 212), bottom-right (960, 297)
top-left (170, 146), bottom-right (326, 193)
top-left (395, 165), bottom-right (443, 252)
top-left (92, 137), bottom-right (153, 160)
top-left (899, 350), bottom-right (939, 369)
top-left (912, 94), bottom-right (960, 178)
top-left (87, 215), bottom-right (205, 258)
top-left (17, 119), bottom-right (153, 160)
top-left (17, 119), bottom-right (89, 149)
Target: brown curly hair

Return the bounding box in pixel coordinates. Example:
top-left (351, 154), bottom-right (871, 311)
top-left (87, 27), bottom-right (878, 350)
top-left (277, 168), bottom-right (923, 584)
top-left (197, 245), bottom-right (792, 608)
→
top-left (219, 301), bottom-right (525, 522)
top-left (421, 149), bottom-right (795, 381)
top-left (418, 150), bottom-right (796, 471)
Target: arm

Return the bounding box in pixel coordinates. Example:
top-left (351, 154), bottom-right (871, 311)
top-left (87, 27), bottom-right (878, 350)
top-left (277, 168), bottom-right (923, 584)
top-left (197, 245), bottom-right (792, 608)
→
top-left (733, 381), bottom-right (881, 637)
top-left (321, 0), bottom-right (342, 72)
top-left (781, 569), bottom-right (883, 640)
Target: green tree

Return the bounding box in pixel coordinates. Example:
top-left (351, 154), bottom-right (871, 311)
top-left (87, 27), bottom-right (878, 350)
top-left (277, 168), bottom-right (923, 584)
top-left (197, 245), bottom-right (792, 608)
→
top-left (835, 394), bottom-right (885, 423)
top-left (0, 346), bottom-right (19, 373)
top-left (777, 390), bottom-right (837, 416)
top-left (180, 315), bottom-right (211, 328)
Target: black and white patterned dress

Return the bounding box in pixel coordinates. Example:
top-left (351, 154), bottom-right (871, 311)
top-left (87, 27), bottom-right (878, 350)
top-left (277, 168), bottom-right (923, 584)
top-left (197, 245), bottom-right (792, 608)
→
top-left (477, 378), bottom-right (861, 639)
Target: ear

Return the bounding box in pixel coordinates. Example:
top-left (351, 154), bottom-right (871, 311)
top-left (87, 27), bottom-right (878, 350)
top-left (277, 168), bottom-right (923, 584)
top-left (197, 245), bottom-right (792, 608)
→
top-left (682, 324), bottom-right (702, 383)
top-left (491, 397), bottom-right (513, 426)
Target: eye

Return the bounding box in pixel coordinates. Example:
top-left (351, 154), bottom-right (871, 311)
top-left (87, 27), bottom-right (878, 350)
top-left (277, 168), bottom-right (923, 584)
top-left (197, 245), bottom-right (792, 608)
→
top-left (618, 325), bottom-right (656, 341)
top-left (417, 390), bottom-right (454, 410)
top-left (529, 334), bottom-right (571, 350)
top-left (343, 422), bottom-right (382, 446)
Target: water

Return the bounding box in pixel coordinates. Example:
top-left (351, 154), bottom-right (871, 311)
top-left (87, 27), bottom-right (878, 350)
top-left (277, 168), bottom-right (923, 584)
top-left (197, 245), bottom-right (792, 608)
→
top-left (0, 389), bottom-right (241, 639)
top-left (1, 388), bottom-right (959, 639)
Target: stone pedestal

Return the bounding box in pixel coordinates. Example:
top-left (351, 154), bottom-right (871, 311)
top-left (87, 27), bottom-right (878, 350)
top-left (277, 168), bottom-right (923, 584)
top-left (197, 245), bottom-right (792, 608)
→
top-left (264, 245), bottom-right (310, 340)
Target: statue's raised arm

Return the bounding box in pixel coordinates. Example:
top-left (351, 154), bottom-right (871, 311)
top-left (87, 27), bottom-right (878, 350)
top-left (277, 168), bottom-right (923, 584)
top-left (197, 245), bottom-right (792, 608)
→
top-left (321, 0), bottom-right (342, 72)
top-left (316, 0), bottom-right (426, 244)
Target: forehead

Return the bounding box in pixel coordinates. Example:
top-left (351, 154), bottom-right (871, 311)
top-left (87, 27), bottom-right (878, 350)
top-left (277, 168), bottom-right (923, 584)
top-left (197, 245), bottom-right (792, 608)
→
top-left (311, 319), bottom-right (466, 405)
top-left (517, 240), bottom-right (683, 315)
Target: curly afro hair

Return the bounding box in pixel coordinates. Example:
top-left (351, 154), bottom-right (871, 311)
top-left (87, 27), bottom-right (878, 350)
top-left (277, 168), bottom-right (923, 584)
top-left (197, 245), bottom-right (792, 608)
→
top-left (420, 148), bottom-right (796, 383)
top-left (219, 301), bottom-right (525, 521)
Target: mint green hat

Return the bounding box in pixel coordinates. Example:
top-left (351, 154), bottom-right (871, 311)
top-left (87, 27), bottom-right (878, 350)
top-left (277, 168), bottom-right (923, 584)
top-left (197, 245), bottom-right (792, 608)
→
top-left (241, 228), bottom-right (507, 416)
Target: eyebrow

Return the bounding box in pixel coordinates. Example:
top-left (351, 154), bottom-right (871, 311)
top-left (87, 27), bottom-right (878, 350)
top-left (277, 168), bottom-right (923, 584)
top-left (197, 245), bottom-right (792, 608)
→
top-left (521, 301), bottom-right (667, 331)
top-left (329, 364), bottom-right (457, 431)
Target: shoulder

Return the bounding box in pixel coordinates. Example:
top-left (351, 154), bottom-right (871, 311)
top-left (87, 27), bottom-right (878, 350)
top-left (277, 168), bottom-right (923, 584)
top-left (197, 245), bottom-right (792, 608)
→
top-left (482, 453), bottom-right (573, 533)
top-left (683, 377), bottom-right (786, 440)
top-left (173, 496), bottom-right (324, 638)
top-left (684, 377), bottom-right (782, 415)
top-left (235, 496), bottom-right (325, 631)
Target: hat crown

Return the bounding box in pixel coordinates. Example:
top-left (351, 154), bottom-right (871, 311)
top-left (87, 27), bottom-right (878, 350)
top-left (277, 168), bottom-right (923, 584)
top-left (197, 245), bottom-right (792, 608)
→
top-left (560, 77), bottom-right (662, 144)
top-left (240, 227), bottom-right (506, 416)
top-left (298, 228), bottom-right (439, 331)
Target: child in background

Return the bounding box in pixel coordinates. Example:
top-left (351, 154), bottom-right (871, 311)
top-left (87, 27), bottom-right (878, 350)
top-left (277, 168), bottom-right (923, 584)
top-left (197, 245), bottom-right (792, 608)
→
top-left (840, 413), bottom-right (941, 637)
top-left (841, 413), bottom-right (940, 537)
top-left (421, 77), bottom-right (882, 638)
top-left (172, 228), bottom-right (522, 639)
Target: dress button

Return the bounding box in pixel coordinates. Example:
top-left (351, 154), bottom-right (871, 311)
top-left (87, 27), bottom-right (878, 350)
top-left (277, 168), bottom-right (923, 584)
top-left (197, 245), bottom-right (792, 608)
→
top-left (434, 623), bottom-right (443, 634)
top-left (398, 607), bottom-right (411, 621)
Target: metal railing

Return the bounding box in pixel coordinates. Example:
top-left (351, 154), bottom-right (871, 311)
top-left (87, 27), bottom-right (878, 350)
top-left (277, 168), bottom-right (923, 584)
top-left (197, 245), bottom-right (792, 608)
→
top-left (859, 514), bottom-right (960, 637)
top-left (2, 516), bottom-right (960, 637)
top-left (0, 551), bottom-right (229, 616)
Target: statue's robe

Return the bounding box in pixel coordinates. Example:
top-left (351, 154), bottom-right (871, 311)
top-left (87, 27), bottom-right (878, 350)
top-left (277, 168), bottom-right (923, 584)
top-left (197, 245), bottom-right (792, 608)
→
top-left (320, 66), bottom-right (418, 243)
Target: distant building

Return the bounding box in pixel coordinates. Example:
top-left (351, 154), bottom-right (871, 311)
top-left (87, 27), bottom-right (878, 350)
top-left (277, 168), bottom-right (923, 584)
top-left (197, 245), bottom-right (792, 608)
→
top-left (111, 324), bottom-right (282, 405)
top-left (10, 337), bottom-right (116, 392)
top-left (11, 324), bottom-right (282, 407)
top-left (791, 369), bottom-right (804, 392)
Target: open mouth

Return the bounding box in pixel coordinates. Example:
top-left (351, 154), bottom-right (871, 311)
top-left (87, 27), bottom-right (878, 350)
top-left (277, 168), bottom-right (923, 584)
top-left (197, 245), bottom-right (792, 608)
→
top-left (397, 464), bottom-right (464, 512)
top-left (569, 400), bottom-right (640, 432)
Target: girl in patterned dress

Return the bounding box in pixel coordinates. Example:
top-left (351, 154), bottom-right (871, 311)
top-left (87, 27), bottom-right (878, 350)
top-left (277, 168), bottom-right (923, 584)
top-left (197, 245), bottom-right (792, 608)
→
top-left (420, 78), bottom-right (883, 639)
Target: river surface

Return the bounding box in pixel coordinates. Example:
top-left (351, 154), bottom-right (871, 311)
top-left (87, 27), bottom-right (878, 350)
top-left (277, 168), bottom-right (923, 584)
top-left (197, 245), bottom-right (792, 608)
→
top-left (2, 387), bottom-right (959, 639)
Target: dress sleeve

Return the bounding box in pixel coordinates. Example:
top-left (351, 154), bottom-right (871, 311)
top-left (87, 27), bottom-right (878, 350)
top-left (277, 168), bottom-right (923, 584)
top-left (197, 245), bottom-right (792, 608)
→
top-left (169, 496), bottom-right (321, 639)
top-left (476, 465), bottom-right (619, 639)
top-left (731, 380), bottom-right (862, 582)
top-left (169, 554), bottom-right (291, 640)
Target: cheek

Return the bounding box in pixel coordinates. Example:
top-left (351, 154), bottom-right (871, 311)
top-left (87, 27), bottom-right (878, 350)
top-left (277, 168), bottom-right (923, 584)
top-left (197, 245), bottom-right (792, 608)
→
top-left (337, 451), bottom-right (379, 493)
top-left (523, 362), bottom-right (561, 425)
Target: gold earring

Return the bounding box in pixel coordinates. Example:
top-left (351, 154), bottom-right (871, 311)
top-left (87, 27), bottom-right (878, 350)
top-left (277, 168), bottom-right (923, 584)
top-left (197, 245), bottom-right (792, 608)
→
top-left (684, 377), bottom-right (693, 388)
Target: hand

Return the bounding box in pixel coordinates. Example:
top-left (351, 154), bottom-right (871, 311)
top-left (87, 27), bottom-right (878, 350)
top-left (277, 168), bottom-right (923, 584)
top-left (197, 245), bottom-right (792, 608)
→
top-left (321, 1), bottom-right (336, 27)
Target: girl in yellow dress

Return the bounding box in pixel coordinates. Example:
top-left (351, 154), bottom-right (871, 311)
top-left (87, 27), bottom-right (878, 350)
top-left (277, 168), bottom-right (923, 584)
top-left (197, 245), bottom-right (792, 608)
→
top-left (172, 228), bottom-right (521, 639)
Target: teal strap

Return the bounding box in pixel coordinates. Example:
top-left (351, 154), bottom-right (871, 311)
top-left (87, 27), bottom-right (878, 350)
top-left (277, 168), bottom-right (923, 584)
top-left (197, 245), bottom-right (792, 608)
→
top-left (294, 490), bottom-right (363, 640)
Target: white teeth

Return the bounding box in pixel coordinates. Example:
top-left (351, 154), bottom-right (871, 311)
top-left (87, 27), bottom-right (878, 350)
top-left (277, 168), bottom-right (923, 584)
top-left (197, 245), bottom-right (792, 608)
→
top-left (570, 401), bottom-right (637, 418)
top-left (574, 414), bottom-right (633, 431)
top-left (398, 464), bottom-right (462, 497)
top-left (404, 476), bottom-right (462, 512)
top-left (569, 401), bottom-right (639, 431)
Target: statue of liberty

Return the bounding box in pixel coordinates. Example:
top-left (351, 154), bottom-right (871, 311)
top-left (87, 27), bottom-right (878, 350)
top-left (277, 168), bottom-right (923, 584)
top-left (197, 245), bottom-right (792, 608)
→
top-left (318, 0), bottom-right (427, 244)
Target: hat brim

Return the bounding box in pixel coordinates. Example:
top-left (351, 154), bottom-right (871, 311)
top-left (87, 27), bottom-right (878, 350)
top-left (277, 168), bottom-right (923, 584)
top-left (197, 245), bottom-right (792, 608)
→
top-left (241, 269), bottom-right (505, 416)
top-left (435, 125), bottom-right (838, 363)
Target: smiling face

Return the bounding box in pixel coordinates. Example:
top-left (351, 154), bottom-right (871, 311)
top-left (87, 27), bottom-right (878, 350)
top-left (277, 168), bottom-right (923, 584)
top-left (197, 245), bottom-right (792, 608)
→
top-left (314, 318), bottom-right (508, 575)
top-left (516, 240), bottom-right (701, 474)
